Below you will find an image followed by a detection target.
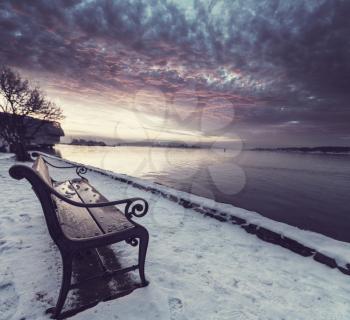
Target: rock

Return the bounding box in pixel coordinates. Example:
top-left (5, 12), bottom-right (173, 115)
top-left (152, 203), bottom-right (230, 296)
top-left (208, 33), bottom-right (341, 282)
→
top-left (256, 227), bottom-right (282, 245)
top-left (313, 252), bottom-right (337, 269)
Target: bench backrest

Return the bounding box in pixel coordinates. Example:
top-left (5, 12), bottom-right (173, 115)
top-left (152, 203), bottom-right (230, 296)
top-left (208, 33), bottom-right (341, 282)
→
top-left (9, 156), bottom-right (65, 246)
top-left (33, 156), bottom-right (53, 187)
top-left (32, 156), bottom-right (65, 242)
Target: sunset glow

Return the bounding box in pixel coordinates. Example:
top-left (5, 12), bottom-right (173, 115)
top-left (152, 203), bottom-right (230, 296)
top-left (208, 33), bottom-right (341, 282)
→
top-left (1, 0), bottom-right (349, 147)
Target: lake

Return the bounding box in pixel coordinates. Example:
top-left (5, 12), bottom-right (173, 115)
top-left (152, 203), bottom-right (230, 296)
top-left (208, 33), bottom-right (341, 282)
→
top-left (55, 144), bottom-right (350, 242)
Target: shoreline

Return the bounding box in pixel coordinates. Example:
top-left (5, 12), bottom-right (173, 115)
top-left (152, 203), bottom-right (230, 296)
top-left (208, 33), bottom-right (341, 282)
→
top-left (3, 152), bottom-right (350, 319)
top-left (34, 151), bottom-right (350, 275)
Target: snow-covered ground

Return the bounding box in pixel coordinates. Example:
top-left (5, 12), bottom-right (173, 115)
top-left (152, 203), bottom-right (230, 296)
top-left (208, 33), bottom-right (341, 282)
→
top-left (1, 153), bottom-right (350, 320)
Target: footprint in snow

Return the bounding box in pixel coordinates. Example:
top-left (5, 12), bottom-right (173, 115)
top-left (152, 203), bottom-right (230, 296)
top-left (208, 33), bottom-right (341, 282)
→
top-left (168, 297), bottom-right (188, 320)
top-left (0, 240), bottom-right (10, 254)
top-left (19, 213), bottom-right (31, 223)
top-left (0, 278), bottom-right (19, 320)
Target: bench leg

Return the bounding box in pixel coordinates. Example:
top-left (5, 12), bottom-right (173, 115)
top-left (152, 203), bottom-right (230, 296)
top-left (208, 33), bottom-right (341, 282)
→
top-left (138, 230), bottom-right (149, 287)
top-left (53, 253), bottom-right (73, 318)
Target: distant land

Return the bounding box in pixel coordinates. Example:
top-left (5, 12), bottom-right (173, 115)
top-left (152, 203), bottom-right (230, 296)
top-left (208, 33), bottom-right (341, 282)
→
top-left (70, 138), bottom-right (106, 146)
top-left (113, 141), bottom-right (203, 149)
top-left (250, 146), bottom-right (350, 154)
top-left (66, 139), bottom-right (203, 149)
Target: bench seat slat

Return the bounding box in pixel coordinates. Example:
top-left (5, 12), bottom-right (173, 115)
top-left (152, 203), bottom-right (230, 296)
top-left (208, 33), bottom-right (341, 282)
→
top-left (53, 181), bottom-right (103, 239)
top-left (70, 179), bottom-right (134, 234)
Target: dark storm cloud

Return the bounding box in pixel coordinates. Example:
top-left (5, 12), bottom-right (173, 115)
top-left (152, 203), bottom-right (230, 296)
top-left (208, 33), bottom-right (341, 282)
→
top-left (0, 0), bottom-right (349, 145)
top-left (224, 1), bottom-right (350, 96)
top-left (2, 0), bottom-right (349, 94)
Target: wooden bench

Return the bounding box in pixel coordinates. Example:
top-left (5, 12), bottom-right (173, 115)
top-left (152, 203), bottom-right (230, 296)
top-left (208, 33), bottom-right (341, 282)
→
top-left (9, 153), bottom-right (150, 318)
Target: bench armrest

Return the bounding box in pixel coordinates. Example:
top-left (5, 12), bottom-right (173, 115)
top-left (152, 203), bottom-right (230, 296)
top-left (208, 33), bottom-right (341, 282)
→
top-left (10, 163), bottom-right (149, 221)
top-left (57, 191), bottom-right (148, 220)
top-left (50, 183), bottom-right (148, 219)
top-left (31, 152), bottom-right (88, 180)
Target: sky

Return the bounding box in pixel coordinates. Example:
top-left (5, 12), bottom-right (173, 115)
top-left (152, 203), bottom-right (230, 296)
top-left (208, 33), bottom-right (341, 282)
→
top-left (0, 0), bottom-right (350, 148)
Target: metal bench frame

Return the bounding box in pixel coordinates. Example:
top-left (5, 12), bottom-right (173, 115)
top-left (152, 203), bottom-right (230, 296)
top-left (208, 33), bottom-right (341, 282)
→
top-left (9, 153), bottom-right (150, 319)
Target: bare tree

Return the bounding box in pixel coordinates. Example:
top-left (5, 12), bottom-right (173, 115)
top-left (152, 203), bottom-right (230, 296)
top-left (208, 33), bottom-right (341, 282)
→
top-left (0, 66), bottom-right (63, 161)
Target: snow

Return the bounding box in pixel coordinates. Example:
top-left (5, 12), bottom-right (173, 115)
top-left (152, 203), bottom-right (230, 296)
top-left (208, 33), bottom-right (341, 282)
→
top-left (0, 153), bottom-right (14, 160)
top-left (1, 154), bottom-right (350, 319)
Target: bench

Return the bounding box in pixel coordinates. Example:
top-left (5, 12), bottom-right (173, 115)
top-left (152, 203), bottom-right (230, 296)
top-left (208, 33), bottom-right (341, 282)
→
top-left (9, 153), bottom-right (150, 318)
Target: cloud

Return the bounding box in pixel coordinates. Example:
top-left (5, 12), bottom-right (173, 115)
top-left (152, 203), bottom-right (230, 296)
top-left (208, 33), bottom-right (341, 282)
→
top-left (0, 0), bottom-right (349, 146)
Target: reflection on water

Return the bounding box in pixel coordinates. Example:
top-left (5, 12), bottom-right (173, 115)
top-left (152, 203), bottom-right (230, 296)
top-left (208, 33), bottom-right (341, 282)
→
top-left (55, 144), bottom-right (350, 242)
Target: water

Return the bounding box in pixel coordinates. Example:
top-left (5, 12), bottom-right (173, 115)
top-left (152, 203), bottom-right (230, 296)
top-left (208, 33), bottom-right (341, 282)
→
top-left (55, 144), bottom-right (350, 242)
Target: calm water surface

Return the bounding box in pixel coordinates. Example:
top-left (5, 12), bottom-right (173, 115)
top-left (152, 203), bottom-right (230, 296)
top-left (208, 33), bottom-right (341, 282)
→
top-left (55, 144), bottom-right (350, 242)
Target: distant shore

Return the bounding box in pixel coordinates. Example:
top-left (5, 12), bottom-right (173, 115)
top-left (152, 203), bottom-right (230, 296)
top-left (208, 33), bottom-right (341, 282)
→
top-left (249, 146), bottom-right (350, 155)
top-left (63, 138), bottom-right (205, 149)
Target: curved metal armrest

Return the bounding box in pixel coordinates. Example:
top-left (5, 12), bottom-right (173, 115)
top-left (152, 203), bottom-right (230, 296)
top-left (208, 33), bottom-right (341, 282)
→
top-left (47, 178), bottom-right (148, 220)
top-left (31, 152), bottom-right (88, 179)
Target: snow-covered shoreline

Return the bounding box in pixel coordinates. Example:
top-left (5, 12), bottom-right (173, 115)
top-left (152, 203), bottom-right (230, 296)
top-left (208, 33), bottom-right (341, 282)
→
top-left (1, 152), bottom-right (350, 319)
top-left (35, 151), bottom-right (350, 274)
